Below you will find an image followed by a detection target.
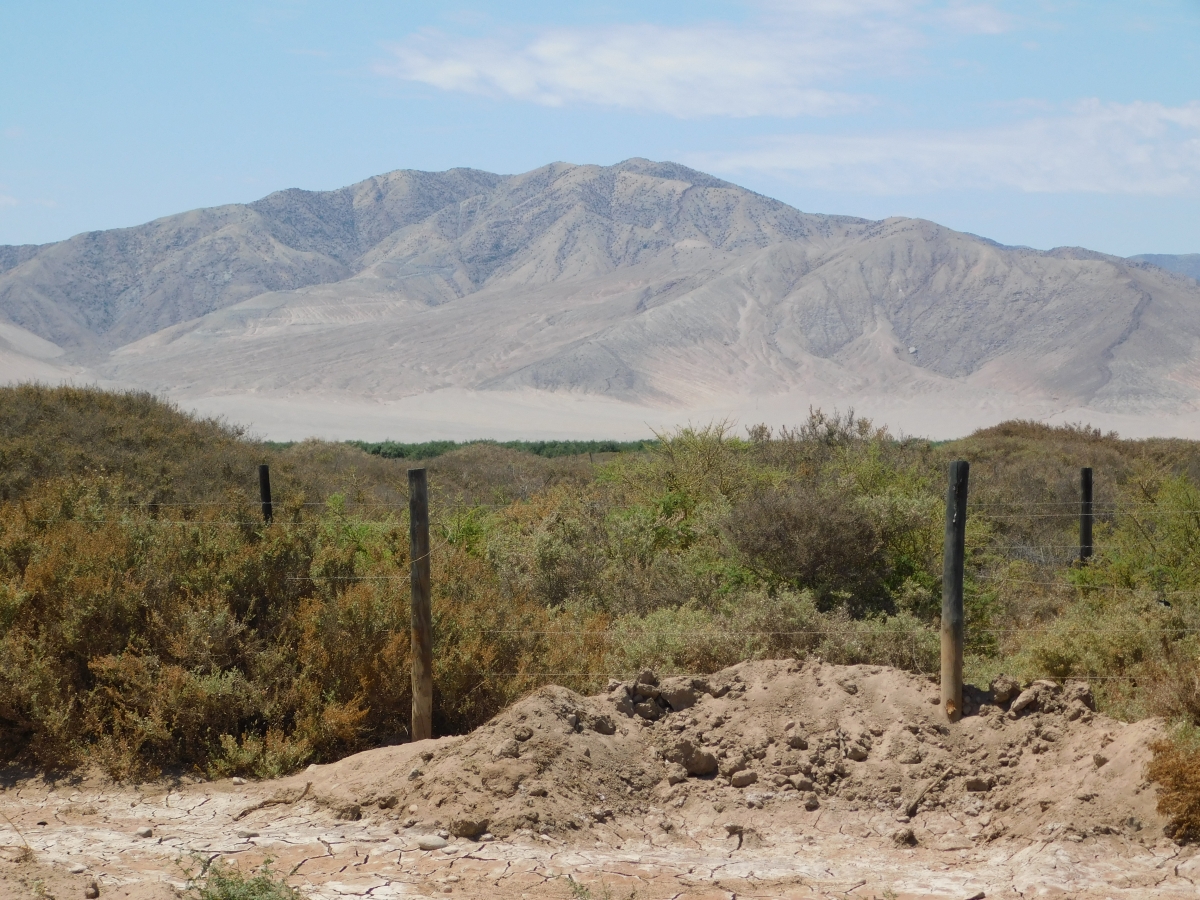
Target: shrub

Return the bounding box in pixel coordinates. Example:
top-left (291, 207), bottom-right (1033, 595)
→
top-left (1149, 728), bottom-right (1200, 844)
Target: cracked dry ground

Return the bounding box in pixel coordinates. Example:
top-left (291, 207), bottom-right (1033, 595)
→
top-left (2, 660), bottom-right (1198, 900)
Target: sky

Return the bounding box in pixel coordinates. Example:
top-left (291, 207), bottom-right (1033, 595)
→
top-left (1, 1), bottom-right (1197, 256)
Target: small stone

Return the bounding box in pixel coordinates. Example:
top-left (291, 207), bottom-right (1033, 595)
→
top-left (493, 739), bottom-right (521, 759)
top-left (723, 822), bottom-right (744, 836)
top-left (135, 827), bottom-right (153, 838)
top-left (591, 715), bottom-right (616, 735)
top-left (231, 777), bottom-right (246, 785)
top-left (417, 835), bottom-right (449, 850)
top-left (990, 674), bottom-right (1020, 704)
top-left (846, 746), bottom-right (868, 762)
top-left (236, 830), bottom-right (259, 838)
top-left (514, 726), bottom-right (534, 742)
top-left (84, 881), bottom-right (100, 900)
top-left (892, 827), bottom-right (918, 847)
top-left (479, 832), bottom-right (495, 842)
top-left (450, 817), bottom-right (489, 839)
top-left (69, 866), bottom-right (87, 875)
top-left (1093, 753), bottom-right (1109, 768)
top-left (803, 792), bottom-right (820, 811)
top-left (633, 700), bottom-right (662, 721)
top-left (731, 770), bottom-right (758, 788)
top-left (637, 669), bottom-right (659, 686)
top-left (787, 733), bottom-right (808, 750)
top-left (665, 763), bottom-right (688, 785)
top-left (788, 775), bottom-right (814, 792)
top-left (964, 776), bottom-right (994, 793)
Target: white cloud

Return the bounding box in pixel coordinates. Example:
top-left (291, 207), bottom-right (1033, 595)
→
top-left (696, 101), bottom-right (1200, 195)
top-left (377, 3), bottom-right (941, 118)
top-left (0, 196), bottom-right (18, 208)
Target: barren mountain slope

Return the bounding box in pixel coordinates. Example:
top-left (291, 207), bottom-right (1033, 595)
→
top-left (2, 159), bottom-right (1199, 436)
top-left (1130, 253), bottom-right (1200, 282)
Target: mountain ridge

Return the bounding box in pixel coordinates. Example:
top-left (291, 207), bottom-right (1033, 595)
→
top-left (1, 159), bottom-right (1199, 439)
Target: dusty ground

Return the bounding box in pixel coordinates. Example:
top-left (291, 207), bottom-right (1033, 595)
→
top-left (2, 660), bottom-right (1197, 900)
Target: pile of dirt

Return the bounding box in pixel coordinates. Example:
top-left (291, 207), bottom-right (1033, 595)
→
top-left (294, 659), bottom-right (1167, 846)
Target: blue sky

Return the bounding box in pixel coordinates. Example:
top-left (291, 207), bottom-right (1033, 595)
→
top-left (1, 0), bottom-right (1197, 255)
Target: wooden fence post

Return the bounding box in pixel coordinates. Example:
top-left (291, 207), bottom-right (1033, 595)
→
top-left (1080, 467), bottom-right (1094, 563)
top-left (258, 464), bottom-right (273, 524)
top-left (409, 468), bottom-right (433, 742)
top-left (942, 460), bottom-right (969, 723)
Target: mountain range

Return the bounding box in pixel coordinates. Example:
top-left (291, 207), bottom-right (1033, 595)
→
top-left (2, 159), bottom-right (1198, 440)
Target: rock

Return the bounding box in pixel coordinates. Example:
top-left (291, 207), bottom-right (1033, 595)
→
top-left (990, 674), bottom-right (1021, 704)
top-left (135, 827), bottom-right (153, 838)
top-left (611, 694), bottom-right (636, 717)
top-left (802, 792), bottom-right (820, 811)
top-left (892, 827), bottom-right (918, 847)
top-left (335, 803), bottom-right (362, 821)
top-left (450, 817), bottom-right (489, 839)
top-left (964, 776), bottom-right (995, 792)
top-left (480, 832), bottom-right (495, 842)
top-left (788, 775), bottom-right (814, 792)
top-left (665, 739), bottom-right (719, 776)
top-left (230, 777), bottom-right (246, 785)
top-left (1009, 687), bottom-right (1041, 716)
top-left (897, 748), bottom-right (923, 765)
top-left (377, 795), bottom-right (398, 809)
top-left (658, 677), bottom-right (702, 711)
top-left (590, 714), bottom-right (616, 735)
top-left (723, 822), bottom-right (744, 836)
top-left (731, 770), bottom-right (758, 788)
top-left (493, 739), bottom-right (521, 759)
top-left (787, 733), bottom-right (808, 750)
top-left (84, 881), bottom-right (100, 899)
top-left (719, 753), bottom-right (749, 777)
top-left (417, 835), bottom-right (449, 851)
top-left (1064, 680), bottom-right (1096, 711)
top-left (633, 682), bottom-right (661, 700)
top-left (513, 726), bottom-right (533, 741)
top-left (665, 763), bottom-right (688, 785)
top-left (846, 745), bottom-right (868, 762)
top-left (1093, 753), bottom-right (1109, 768)
top-left (633, 700), bottom-right (663, 721)
top-left (69, 866), bottom-right (87, 875)
top-left (236, 830), bottom-right (260, 838)
top-left (637, 669), bottom-right (659, 686)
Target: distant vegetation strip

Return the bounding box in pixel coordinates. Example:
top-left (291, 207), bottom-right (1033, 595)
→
top-left (344, 438), bottom-right (658, 460)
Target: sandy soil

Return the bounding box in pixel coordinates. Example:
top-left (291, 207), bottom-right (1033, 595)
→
top-left (2, 660), bottom-right (1197, 900)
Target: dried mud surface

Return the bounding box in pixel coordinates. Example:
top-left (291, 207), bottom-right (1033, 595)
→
top-left (2, 660), bottom-right (1198, 900)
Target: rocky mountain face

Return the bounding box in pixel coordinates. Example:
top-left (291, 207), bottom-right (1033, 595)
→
top-left (1130, 254), bottom-right (1200, 282)
top-left (1, 159), bottom-right (1198, 438)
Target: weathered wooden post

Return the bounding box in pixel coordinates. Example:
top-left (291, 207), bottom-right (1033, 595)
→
top-left (258, 464), bottom-right (273, 524)
top-left (409, 467), bottom-right (433, 742)
top-left (1080, 467), bottom-right (1094, 563)
top-left (942, 460), bottom-right (969, 723)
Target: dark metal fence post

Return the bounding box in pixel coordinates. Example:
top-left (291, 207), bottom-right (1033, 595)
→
top-left (1080, 467), bottom-right (1094, 563)
top-left (409, 468), bottom-right (433, 742)
top-left (258, 464), bottom-right (273, 524)
top-left (942, 460), bottom-right (969, 723)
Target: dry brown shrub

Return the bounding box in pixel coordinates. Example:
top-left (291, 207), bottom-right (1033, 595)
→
top-left (1149, 736), bottom-right (1200, 843)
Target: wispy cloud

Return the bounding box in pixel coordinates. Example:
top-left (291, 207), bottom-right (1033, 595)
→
top-left (377, 1), bottom-right (1008, 118)
top-left (696, 101), bottom-right (1200, 195)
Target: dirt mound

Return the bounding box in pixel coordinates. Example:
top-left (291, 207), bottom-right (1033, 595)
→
top-left (296, 659), bottom-right (1166, 845)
